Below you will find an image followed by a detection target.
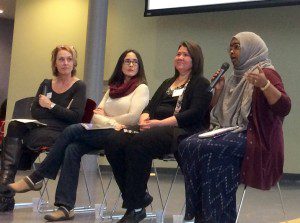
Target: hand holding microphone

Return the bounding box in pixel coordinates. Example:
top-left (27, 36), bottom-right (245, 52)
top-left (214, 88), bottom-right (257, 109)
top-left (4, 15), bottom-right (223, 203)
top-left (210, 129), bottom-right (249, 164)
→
top-left (208, 62), bottom-right (230, 92)
top-left (39, 85), bottom-right (52, 109)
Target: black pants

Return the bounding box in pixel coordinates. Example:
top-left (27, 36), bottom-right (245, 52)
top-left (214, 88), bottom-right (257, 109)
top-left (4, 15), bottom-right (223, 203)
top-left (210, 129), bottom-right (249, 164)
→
top-left (5, 121), bottom-right (61, 170)
top-left (105, 126), bottom-right (177, 209)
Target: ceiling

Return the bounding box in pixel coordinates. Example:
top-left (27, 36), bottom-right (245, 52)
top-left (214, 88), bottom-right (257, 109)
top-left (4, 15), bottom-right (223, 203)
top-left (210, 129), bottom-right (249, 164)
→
top-left (0, 0), bottom-right (16, 19)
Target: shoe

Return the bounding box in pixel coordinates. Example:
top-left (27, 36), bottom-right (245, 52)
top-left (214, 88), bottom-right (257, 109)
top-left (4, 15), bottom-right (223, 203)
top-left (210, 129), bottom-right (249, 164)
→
top-left (44, 206), bottom-right (74, 222)
top-left (0, 196), bottom-right (15, 212)
top-left (117, 208), bottom-right (146, 223)
top-left (122, 192), bottom-right (153, 209)
top-left (143, 192), bottom-right (153, 207)
top-left (8, 176), bottom-right (43, 193)
top-left (118, 209), bottom-right (133, 223)
top-left (184, 212), bottom-right (195, 221)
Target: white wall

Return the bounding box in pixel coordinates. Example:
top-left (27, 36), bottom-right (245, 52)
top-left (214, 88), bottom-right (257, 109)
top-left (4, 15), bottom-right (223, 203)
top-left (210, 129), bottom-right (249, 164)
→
top-left (105, 1), bottom-right (300, 173)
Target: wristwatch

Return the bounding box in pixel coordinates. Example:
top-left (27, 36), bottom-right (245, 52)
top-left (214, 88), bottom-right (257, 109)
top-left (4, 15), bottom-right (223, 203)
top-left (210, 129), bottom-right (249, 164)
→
top-left (50, 103), bottom-right (56, 109)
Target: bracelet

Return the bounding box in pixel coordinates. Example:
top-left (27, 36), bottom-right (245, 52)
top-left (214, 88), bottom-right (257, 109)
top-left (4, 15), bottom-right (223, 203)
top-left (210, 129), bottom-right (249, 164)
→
top-left (49, 103), bottom-right (56, 109)
top-left (260, 80), bottom-right (271, 91)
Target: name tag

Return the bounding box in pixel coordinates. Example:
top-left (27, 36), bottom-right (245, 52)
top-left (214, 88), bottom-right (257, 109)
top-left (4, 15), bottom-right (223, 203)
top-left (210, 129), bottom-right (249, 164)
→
top-left (46, 92), bottom-right (52, 99)
top-left (172, 88), bottom-right (184, 97)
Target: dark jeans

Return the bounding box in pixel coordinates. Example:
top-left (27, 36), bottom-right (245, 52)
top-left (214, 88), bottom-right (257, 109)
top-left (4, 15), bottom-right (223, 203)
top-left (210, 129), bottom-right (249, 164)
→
top-left (35, 123), bottom-right (114, 209)
top-left (105, 126), bottom-right (175, 209)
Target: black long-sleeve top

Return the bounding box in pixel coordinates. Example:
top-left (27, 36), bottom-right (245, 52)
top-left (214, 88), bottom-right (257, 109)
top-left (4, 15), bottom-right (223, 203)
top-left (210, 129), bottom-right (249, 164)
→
top-left (143, 75), bottom-right (212, 134)
top-left (31, 79), bottom-right (86, 131)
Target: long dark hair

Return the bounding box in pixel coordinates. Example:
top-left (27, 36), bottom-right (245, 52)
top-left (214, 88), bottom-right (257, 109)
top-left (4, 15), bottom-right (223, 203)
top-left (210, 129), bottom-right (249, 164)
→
top-left (108, 49), bottom-right (147, 85)
top-left (174, 41), bottom-right (204, 77)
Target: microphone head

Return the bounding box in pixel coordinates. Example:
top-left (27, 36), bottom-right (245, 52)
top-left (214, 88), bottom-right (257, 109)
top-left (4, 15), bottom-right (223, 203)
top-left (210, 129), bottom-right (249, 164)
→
top-left (221, 62), bottom-right (230, 71)
top-left (43, 85), bottom-right (48, 96)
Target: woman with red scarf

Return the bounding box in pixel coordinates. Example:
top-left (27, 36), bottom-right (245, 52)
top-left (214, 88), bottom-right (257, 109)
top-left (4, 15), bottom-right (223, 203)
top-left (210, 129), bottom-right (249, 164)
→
top-left (9, 49), bottom-right (149, 221)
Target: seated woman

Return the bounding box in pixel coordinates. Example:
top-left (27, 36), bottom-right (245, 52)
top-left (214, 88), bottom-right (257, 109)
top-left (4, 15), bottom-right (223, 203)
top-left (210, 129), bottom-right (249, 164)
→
top-left (178, 32), bottom-right (291, 223)
top-left (104, 41), bottom-right (212, 223)
top-left (10, 49), bottom-right (149, 221)
top-left (0, 45), bottom-right (86, 212)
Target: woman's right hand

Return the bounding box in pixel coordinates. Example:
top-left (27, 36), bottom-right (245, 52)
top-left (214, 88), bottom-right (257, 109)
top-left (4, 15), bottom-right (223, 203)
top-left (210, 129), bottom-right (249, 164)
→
top-left (211, 69), bottom-right (225, 91)
top-left (93, 107), bottom-right (105, 115)
top-left (139, 113), bottom-right (150, 131)
top-left (39, 95), bottom-right (52, 109)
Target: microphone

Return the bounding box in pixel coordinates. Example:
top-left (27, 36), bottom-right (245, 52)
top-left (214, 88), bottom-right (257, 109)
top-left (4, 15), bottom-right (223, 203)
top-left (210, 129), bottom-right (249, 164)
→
top-left (207, 62), bottom-right (230, 92)
top-left (42, 85), bottom-right (48, 96)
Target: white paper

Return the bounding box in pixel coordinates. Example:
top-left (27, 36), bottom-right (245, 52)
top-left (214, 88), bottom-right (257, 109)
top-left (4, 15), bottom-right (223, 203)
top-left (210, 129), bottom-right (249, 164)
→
top-left (11, 119), bottom-right (47, 126)
top-left (198, 126), bottom-right (239, 138)
top-left (81, 123), bottom-right (114, 130)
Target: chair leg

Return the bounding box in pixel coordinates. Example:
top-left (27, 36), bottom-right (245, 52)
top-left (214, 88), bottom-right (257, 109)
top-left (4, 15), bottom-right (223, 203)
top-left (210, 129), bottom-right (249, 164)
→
top-left (162, 165), bottom-right (179, 215)
top-left (96, 158), bottom-right (106, 205)
top-left (276, 182), bottom-right (288, 222)
top-left (111, 191), bottom-right (122, 218)
top-left (98, 173), bottom-right (114, 220)
top-left (235, 185), bottom-right (247, 223)
top-left (38, 178), bottom-right (51, 213)
top-left (152, 162), bottom-right (165, 210)
top-left (180, 201), bottom-right (185, 215)
top-left (81, 161), bottom-right (92, 208)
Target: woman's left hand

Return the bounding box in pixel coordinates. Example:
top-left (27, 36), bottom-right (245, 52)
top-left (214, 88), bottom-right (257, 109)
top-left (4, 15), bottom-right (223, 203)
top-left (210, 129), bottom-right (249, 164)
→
top-left (39, 95), bottom-right (52, 109)
top-left (93, 107), bottom-right (106, 115)
top-left (246, 66), bottom-right (269, 88)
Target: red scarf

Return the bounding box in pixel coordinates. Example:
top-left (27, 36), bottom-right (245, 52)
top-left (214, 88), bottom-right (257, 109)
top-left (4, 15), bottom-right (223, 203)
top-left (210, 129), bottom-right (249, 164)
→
top-left (109, 77), bottom-right (139, 99)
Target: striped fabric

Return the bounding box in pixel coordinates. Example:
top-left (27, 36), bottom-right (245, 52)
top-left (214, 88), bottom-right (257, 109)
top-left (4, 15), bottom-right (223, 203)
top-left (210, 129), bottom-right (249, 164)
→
top-left (178, 131), bottom-right (246, 223)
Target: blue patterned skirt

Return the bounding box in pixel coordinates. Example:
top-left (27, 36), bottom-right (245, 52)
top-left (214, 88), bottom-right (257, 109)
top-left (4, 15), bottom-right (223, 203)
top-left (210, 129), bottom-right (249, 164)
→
top-left (177, 131), bottom-right (246, 223)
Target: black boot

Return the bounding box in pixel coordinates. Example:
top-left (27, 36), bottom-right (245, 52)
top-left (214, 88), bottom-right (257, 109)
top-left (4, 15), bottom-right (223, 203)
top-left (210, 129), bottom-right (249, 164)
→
top-left (0, 137), bottom-right (22, 212)
top-left (0, 195), bottom-right (15, 212)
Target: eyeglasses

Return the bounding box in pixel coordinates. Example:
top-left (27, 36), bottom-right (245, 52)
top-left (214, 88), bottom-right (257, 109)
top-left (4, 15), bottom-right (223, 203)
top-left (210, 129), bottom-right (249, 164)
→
top-left (228, 43), bottom-right (241, 53)
top-left (123, 59), bottom-right (139, 66)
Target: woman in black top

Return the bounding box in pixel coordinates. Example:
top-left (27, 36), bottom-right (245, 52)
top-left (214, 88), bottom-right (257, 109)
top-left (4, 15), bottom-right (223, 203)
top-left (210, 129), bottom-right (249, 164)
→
top-left (0, 45), bottom-right (86, 212)
top-left (105, 41), bottom-right (212, 223)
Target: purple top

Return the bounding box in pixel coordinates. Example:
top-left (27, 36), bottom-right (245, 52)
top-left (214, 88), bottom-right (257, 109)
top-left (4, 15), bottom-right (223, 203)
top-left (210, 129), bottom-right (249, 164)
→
top-left (240, 68), bottom-right (291, 190)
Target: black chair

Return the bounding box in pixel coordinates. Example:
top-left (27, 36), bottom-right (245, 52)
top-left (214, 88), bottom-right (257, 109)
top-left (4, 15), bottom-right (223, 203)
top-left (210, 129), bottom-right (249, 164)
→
top-left (12, 97), bottom-right (35, 119)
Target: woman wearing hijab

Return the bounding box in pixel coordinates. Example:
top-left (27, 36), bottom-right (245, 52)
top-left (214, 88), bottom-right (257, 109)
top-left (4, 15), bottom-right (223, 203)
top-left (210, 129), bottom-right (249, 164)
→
top-left (178, 32), bottom-right (291, 223)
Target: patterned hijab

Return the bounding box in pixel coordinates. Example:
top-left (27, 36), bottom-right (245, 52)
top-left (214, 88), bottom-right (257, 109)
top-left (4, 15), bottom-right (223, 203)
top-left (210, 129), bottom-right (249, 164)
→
top-left (210, 32), bottom-right (274, 131)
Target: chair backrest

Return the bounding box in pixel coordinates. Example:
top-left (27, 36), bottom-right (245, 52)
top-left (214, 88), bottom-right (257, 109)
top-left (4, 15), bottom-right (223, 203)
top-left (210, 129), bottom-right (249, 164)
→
top-left (81, 98), bottom-right (97, 123)
top-left (12, 97), bottom-right (96, 123)
top-left (0, 120), bottom-right (5, 144)
top-left (12, 97), bottom-right (35, 119)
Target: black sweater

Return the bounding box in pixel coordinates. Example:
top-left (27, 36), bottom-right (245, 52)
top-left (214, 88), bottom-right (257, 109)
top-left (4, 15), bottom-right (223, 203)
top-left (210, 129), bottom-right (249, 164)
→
top-left (31, 79), bottom-right (86, 131)
top-left (143, 75), bottom-right (212, 134)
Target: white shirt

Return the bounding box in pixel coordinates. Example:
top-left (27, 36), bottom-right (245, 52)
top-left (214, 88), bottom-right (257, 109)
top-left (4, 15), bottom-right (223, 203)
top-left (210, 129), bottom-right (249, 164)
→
top-left (91, 84), bottom-right (149, 127)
